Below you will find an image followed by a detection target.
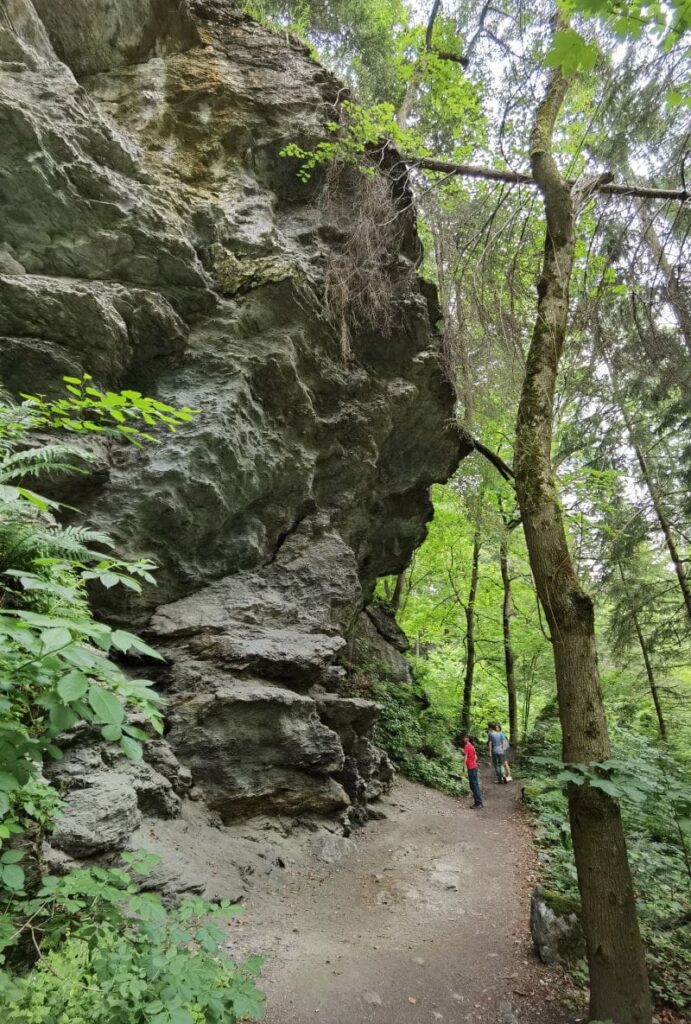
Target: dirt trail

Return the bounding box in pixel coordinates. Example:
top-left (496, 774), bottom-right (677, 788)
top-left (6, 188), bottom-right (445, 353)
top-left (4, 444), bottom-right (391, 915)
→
top-left (227, 774), bottom-right (578, 1024)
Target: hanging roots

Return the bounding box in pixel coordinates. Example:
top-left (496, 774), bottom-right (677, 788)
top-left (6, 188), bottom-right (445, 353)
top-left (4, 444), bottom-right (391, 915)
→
top-left (318, 159), bottom-right (415, 363)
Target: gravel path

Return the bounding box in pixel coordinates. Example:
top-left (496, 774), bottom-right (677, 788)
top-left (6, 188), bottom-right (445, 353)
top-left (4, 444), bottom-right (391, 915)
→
top-left (226, 773), bottom-right (580, 1024)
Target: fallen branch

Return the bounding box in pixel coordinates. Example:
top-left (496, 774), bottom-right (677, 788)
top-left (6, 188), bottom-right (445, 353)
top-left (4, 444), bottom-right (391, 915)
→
top-left (405, 155), bottom-right (689, 201)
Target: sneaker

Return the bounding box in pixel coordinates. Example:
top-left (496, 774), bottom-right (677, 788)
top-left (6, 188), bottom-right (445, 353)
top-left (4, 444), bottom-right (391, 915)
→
top-left (470, 803), bottom-right (483, 809)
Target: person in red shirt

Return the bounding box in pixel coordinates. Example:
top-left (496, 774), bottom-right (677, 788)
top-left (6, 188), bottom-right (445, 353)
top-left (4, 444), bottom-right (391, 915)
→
top-left (460, 732), bottom-right (483, 809)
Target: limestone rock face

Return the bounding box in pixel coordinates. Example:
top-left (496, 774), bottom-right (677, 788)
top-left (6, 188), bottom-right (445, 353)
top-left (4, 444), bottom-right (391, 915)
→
top-left (530, 885), bottom-right (586, 966)
top-left (344, 607), bottom-right (413, 685)
top-left (51, 775), bottom-right (143, 858)
top-left (0, 0), bottom-right (466, 887)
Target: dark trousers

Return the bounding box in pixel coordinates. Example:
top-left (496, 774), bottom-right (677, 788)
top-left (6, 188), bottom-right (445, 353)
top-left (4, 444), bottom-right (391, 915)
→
top-left (467, 767), bottom-right (482, 805)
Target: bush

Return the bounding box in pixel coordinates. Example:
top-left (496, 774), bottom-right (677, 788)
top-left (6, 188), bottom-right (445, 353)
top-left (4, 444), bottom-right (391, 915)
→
top-left (1, 854), bottom-right (264, 1024)
top-left (373, 680), bottom-right (467, 796)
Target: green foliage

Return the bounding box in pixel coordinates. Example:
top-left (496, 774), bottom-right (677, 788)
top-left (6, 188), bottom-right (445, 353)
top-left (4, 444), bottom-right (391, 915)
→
top-left (545, 27), bottom-right (600, 73)
top-left (380, 481), bottom-right (555, 741)
top-left (373, 679), bottom-right (467, 796)
top-left (280, 101), bottom-right (413, 181)
top-left (0, 381), bottom-right (188, 870)
top-left (0, 380), bottom-right (266, 1021)
top-left (22, 374), bottom-right (198, 447)
top-left (0, 853), bottom-right (264, 1024)
top-left (524, 728), bottom-right (691, 1010)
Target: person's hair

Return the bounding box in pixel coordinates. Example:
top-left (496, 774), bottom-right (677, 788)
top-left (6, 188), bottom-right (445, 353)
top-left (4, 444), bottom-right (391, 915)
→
top-left (459, 732), bottom-right (469, 744)
top-left (487, 721), bottom-right (495, 729)
top-left (495, 724), bottom-right (503, 731)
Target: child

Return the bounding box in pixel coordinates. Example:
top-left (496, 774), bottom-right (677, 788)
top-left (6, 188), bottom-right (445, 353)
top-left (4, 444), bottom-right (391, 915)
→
top-left (460, 732), bottom-right (483, 808)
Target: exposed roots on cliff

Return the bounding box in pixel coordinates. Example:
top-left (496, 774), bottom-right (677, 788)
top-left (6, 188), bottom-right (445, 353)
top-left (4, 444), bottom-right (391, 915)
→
top-left (319, 162), bottom-right (415, 363)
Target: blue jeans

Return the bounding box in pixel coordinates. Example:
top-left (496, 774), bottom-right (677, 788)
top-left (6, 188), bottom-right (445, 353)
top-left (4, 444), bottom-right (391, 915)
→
top-left (492, 751), bottom-right (505, 781)
top-left (468, 767), bottom-right (482, 805)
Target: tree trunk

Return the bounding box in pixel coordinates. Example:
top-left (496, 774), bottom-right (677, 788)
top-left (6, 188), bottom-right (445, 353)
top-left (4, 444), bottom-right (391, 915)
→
top-left (599, 335), bottom-right (691, 623)
top-left (616, 563), bottom-right (667, 740)
top-left (632, 608), bottom-right (668, 741)
top-left (521, 656), bottom-right (536, 738)
top-left (390, 571), bottom-right (406, 612)
top-left (513, 58), bottom-right (652, 1024)
top-left (632, 442), bottom-right (691, 622)
top-left (499, 533), bottom-right (518, 747)
top-left (636, 200), bottom-right (691, 357)
top-left (460, 530), bottom-right (481, 732)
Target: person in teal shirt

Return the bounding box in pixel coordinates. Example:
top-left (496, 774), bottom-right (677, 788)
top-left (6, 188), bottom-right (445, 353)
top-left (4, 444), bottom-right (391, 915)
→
top-left (487, 722), bottom-right (508, 783)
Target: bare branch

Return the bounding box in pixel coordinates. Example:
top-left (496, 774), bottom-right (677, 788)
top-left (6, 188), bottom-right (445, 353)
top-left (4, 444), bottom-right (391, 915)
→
top-left (405, 155), bottom-right (690, 201)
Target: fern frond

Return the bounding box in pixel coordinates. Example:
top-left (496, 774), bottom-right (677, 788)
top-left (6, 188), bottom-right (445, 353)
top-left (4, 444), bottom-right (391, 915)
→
top-left (0, 443), bottom-right (91, 484)
top-left (0, 518), bottom-right (112, 571)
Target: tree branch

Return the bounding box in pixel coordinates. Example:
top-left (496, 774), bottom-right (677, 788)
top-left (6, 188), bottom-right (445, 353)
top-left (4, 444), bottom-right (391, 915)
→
top-left (425, 0), bottom-right (470, 67)
top-left (470, 436), bottom-right (515, 480)
top-left (404, 155), bottom-right (689, 201)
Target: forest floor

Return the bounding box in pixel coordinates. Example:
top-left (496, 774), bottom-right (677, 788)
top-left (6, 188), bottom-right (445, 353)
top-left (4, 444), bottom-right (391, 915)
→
top-left (226, 771), bottom-right (584, 1024)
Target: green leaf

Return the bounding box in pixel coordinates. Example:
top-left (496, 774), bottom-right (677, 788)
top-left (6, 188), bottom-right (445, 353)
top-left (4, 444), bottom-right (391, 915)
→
top-left (119, 736), bottom-right (143, 761)
top-left (545, 28), bottom-right (599, 74)
top-left (122, 724), bottom-right (149, 741)
top-left (40, 627), bottom-right (72, 654)
top-left (99, 572), bottom-right (122, 589)
top-left (0, 850), bottom-right (23, 864)
top-left (57, 670), bottom-right (88, 702)
top-left (589, 777), bottom-right (620, 798)
top-left (0, 863), bottom-right (25, 890)
top-left (48, 704), bottom-right (79, 732)
top-left (0, 774), bottom-right (20, 794)
top-left (242, 954), bottom-right (264, 977)
top-left (169, 1009), bottom-right (195, 1024)
top-left (88, 686), bottom-right (125, 726)
top-left (111, 631), bottom-right (163, 661)
top-left (101, 724), bottom-right (122, 742)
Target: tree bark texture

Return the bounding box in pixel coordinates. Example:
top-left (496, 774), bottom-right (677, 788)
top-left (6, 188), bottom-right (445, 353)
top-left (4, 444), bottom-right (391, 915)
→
top-left (513, 62), bottom-right (652, 1024)
top-left (390, 571), bottom-right (406, 612)
top-left (460, 530), bottom-right (481, 733)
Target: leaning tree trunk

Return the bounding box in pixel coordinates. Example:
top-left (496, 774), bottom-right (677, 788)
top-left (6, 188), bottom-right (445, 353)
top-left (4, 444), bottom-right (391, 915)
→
top-left (631, 607), bottom-right (667, 741)
top-left (599, 334), bottom-right (691, 623)
top-left (616, 562), bottom-right (667, 740)
top-left (632, 441), bottom-right (691, 622)
top-left (513, 58), bottom-right (652, 1024)
top-left (460, 530), bottom-right (481, 733)
top-left (499, 533), bottom-right (518, 747)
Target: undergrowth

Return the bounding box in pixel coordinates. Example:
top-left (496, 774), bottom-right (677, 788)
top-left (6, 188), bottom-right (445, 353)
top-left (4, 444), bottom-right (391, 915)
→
top-left (522, 724), bottom-right (691, 1012)
top-left (373, 679), bottom-right (467, 797)
top-left (0, 380), bottom-right (265, 1024)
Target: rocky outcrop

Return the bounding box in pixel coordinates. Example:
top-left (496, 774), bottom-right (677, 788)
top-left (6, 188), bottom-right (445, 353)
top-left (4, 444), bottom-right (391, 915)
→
top-left (530, 885), bottom-right (586, 966)
top-left (343, 605), bottom-right (413, 684)
top-left (1, 0), bottom-right (466, 892)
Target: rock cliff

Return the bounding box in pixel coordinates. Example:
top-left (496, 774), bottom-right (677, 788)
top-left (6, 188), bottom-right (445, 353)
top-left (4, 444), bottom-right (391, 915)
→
top-left (0, 0), bottom-right (466, 893)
